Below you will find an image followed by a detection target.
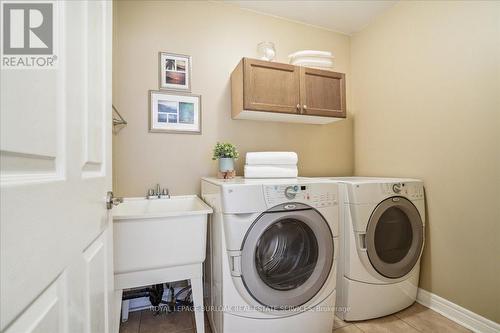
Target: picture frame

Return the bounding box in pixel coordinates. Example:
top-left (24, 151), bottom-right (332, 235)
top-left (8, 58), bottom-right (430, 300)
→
top-left (149, 90), bottom-right (201, 134)
top-left (159, 52), bottom-right (191, 91)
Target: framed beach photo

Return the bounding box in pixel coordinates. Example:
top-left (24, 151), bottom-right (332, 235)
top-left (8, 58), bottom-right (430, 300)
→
top-left (159, 52), bottom-right (191, 91)
top-left (149, 90), bottom-right (201, 134)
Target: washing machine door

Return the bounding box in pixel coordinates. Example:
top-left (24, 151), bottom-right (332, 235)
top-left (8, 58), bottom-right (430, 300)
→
top-left (240, 203), bottom-right (334, 310)
top-left (365, 196), bottom-right (424, 279)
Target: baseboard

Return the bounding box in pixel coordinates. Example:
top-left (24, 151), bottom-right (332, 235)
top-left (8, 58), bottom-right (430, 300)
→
top-left (416, 288), bottom-right (500, 333)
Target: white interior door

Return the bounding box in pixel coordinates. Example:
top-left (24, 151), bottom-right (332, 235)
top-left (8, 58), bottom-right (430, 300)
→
top-left (0, 1), bottom-right (113, 332)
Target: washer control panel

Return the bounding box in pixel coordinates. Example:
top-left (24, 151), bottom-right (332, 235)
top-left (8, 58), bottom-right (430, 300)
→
top-left (382, 182), bottom-right (424, 200)
top-left (264, 184), bottom-right (336, 208)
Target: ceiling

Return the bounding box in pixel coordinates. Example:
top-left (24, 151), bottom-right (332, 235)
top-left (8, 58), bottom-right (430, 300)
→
top-left (226, 1), bottom-right (398, 35)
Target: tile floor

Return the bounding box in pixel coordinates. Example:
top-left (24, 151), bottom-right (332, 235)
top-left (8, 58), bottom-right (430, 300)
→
top-left (119, 302), bottom-right (471, 333)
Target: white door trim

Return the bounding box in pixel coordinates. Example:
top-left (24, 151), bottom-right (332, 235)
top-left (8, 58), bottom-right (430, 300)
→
top-left (417, 288), bottom-right (500, 333)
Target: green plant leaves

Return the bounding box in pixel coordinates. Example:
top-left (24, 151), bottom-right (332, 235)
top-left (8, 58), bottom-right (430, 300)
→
top-left (212, 142), bottom-right (239, 160)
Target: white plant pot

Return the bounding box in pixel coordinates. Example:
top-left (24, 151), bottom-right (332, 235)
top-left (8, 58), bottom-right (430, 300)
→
top-left (218, 158), bottom-right (234, 172)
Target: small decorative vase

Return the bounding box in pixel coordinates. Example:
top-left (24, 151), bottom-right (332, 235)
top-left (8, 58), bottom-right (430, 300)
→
top-left (218, 158), bottom-right (234, 172)
top-left (257, 41), bottom-right (276, 61)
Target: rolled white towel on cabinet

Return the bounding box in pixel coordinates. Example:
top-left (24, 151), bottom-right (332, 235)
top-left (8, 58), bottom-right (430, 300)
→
top-left (245, 152), bottom-right (298, 166)
top-left (244, 165), bottom-right (298, 178)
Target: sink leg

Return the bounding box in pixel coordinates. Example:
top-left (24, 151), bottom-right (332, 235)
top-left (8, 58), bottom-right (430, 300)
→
top-left (121, 299), bottom-right (130, 322)
top-left (191, 275), bottom-right (205, 333)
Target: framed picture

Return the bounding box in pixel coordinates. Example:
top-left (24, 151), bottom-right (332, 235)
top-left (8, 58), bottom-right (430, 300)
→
top-left (149, 90), bottom-right (201, 134)
top-left (159, 52), bottom-right (191, 91)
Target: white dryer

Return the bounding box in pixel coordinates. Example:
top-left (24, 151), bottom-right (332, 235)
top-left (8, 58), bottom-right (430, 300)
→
top-left (331, 177), bottom-right (425, 321)
top-left (201, 177), bottom-right (339, 333)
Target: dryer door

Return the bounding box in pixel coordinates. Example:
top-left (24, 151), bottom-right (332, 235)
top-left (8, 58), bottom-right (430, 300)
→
top-left (366, 197), bottom-right (424, 279)
top-left (240, 204), bottom-right (334, 310)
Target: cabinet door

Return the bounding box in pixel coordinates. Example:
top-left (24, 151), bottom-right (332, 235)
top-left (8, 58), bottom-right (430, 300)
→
top-left (300, 67), bottom-right (346, 118)
top-left (244, 58), bottom-right (300, 114)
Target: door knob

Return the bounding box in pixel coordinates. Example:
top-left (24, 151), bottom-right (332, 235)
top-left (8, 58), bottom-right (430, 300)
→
top-left (303, 105), bottom-right (308, 111)
top-left (106, 191), bottom-right (123, 210)
top-left (296, 104), bottom-right (301, 113)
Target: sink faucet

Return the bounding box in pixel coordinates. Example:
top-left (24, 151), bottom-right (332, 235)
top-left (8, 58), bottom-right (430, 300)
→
top-left (147, 184), bottom-right (170, 199)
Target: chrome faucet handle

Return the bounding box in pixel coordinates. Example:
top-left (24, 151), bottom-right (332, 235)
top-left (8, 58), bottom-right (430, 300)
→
top-left (147, 188), bottom-right (157, 199)
top-left (155, 184), bottom-right (161, 195)
top-left (160, 188), bottom-right (170, 199)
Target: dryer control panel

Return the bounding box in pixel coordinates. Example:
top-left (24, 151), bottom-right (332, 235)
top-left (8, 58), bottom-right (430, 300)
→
top-left (382, 182), bottom-right (424, 200)
top-left (264, 184), bottom-right (336, 208)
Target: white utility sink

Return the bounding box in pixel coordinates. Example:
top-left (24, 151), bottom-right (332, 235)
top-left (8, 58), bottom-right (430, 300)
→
top-left (113, 195), bottom-right (212, 220)
top-left (113, 195), bottom-right (213, 274)
top-left (112, 195), bottom-right (212, 333)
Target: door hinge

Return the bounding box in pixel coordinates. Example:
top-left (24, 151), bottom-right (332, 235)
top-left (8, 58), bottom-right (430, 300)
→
top-left (228, 250), bottom-right (242, 277)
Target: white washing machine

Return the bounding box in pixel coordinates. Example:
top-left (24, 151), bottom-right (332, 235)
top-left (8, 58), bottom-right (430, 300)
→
top-left (201, 177), bottom-right (339, 333)
top-left (331, 177), bottom-right (425, 321)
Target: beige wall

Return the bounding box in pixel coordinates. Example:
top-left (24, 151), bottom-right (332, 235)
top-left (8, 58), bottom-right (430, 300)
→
top-left (351, 1), bottom-right (500, 322)
top-left (113, 1), bottom-right (353, 196)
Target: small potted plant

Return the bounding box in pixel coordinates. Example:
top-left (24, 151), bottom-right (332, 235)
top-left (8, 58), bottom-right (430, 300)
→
top-left (212, 142), bottom-right (239, 173)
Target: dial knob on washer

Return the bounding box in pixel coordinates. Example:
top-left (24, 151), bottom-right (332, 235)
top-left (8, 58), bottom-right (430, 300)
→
top-left (392, 183), bottom-right (402, 193)
top-left (284, 186), bottom-right (297, 199)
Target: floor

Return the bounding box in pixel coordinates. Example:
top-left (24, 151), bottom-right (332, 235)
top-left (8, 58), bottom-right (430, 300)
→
top-left (119, 302), bottom-right (472, 333)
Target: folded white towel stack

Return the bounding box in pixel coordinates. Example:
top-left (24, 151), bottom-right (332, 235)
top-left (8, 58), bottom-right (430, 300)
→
top-left (288, 50), bottom-right (334, 69)
top-left (244, 165), bottom-right (297, 178)
top-left (246, 152), bottom-right (298, 165)
top-left (244, 152), bottom-right (298, 178)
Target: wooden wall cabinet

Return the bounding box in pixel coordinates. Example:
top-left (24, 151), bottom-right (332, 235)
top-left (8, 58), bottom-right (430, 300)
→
top-left (231, 58), bottom-right (346, 124)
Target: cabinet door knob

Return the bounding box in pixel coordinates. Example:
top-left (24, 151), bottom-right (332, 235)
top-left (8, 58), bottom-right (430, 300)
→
top-left (303, 105), bottom-right (308, 111)
top-left (296, 104), bottom-right (301, 113)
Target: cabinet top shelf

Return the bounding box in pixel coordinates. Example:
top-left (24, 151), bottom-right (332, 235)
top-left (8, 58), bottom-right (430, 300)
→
top-left (241, 57), bottom-right (342, 73)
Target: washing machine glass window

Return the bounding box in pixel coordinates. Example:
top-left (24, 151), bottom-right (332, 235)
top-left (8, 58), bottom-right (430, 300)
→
top-left (240, 204), bottom-right (334, 310)
top-left (366, 197), bottom-right (424, 279)
top-left (255, 218), bottom-right (318, 291)
top-left (375, 207), bottom-right (413, 264)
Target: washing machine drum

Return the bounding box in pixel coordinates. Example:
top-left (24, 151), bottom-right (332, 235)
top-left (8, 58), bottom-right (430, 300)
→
top-left (240, 204), bottom-right (334, 310)
top-left (366, 196), bottom-right (424, 279)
